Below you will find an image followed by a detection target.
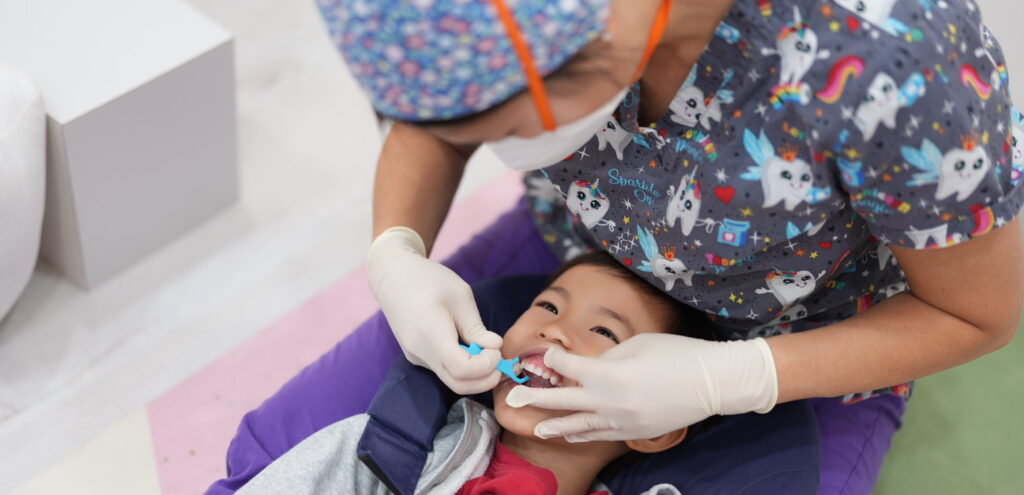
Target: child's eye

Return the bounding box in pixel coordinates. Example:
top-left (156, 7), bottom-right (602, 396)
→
top-left (535, 301), bottom-right (558, 314)
top-left (591, 327), bottom-right (620, 344)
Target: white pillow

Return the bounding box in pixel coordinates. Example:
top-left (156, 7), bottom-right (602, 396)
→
top-left (0, 63), bottom-right (46, 320)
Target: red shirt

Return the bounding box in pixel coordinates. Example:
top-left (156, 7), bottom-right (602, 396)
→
top-left (456, 441), bottom-right (609, 495)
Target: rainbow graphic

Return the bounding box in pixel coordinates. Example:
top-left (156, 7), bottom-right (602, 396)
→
top-left (769, 84), bottom-right (805, 110)
top-left (851, 189), bottom-right (912, 214)
top-left (961, 64), bottom-right (993, 100)
top-left (997, 63), bottom-right (1009, 86)
top-left (817, 56), bottom-right (864, 104)
top-left (970, 203), bottom-right (995, 236)
top-left (856, 294), bottom-right (873, 314)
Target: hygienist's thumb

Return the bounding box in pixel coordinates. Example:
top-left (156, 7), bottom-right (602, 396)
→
top-left (542, 346), bottom-right (598, 381)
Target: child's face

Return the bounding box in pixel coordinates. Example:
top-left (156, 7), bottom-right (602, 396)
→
top-left (492, 264), bottom-right (672, 439)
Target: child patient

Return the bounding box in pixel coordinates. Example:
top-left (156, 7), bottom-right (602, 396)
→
top-left (237, 251), bottom-right (713, 495)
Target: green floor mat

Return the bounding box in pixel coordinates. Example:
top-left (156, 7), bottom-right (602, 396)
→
top-left (875, 321), bottom-right (1024, 494)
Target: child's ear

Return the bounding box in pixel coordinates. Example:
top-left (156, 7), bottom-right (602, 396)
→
top-left (624, 427), bottom-right (688, 453)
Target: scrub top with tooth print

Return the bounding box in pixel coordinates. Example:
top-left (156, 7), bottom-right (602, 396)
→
top-left (525, 0), bottom-right (1024, 402)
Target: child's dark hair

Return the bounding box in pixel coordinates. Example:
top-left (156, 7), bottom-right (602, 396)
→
top-left (547, 250), bottom-right (717, 342)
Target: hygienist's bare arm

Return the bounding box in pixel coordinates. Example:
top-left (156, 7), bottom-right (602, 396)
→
top-left (770, 217), bottom-right (1024, 403)
top-left (373, 122), bottom-right (477, 253)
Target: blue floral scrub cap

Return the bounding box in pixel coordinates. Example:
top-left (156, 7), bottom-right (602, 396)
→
top-left (316, 0), bottom-right (609, 122)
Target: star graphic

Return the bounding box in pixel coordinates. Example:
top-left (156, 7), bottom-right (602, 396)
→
top-left (918, 199), bottom-right (929, 209)
top-left (866, 167), bottom-right (880, 179)
top-left (943, 100), bottom-right (956, 114)
top-left (689, 296), bottom-right (702, 306)
top-left (998, 121), bottom-right (1006, 133)
top-left (576, 147), bottom-right (591, 160)
top-left (755, 103), bottom-right (768, 117)
top-left (810, 251), bottom-right (819, 259)
top-left (803, 206), bottom-right (815, 216)
top-left (833, 235), bottom-right (839, 241)
top-left (909, 115), bottom-right (922, 129)
top-left (749, 68), bottom-right (762, 81)
top-left (750, 231), bottom-right (762, 244)
top-left (741, 207), bottom-right (754, 217)
top-left (694, 239), bottom-right (703, 248)
top-left (996, 216), bottom-right (1007, 227)
top-left (862, 270), bottom-right (871, 277)
top-left (786, 240), bottom-right (799, 251)
top-left (746, 308), bottom-right (759, 320)
top-left (623, 216), bottom-right (631, 224)
top-left (622, 198), bottom-right (633, 210)
top-left (931, 205), bottom-right (942, 217)
top-left (840, 106), bottom-right (855, 121)
top-left (715, 168), bottom-right (730, 183)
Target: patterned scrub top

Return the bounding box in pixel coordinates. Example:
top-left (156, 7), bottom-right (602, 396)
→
top-left (525, 0), bottom-right (1024, 402)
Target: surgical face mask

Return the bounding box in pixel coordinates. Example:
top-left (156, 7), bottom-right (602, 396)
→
top-left (486, 87), bottom-right (629, 171)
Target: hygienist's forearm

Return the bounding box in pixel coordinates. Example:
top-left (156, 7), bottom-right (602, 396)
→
top-left (769, 291), bottom-right (1016, 403)
top-left (373, 122), bottom-right (476, 253)
top-left (769, 217), bottom-right (1023, 403)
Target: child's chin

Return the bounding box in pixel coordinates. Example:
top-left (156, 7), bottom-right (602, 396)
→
top-left (493, 384), bottom-right (566, 439)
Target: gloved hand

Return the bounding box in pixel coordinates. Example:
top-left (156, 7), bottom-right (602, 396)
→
top-left (367, 226), bottom-right (503, 394)
top-left (504, 333), bottom-right (778, 442)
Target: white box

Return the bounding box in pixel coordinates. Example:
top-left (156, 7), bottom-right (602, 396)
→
top-left (0, 0), bottom-right (237, 287)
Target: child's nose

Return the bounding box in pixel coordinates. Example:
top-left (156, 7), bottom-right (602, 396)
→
top-left (537, 324), bottom-right (571, 347)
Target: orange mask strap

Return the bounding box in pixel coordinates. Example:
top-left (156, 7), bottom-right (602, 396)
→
top-left (631, 0), bottom-right (672, 82)
top-left (491, 0), bottom-right (672, 131)
top-left (491, 0), bottom-right (557, 131)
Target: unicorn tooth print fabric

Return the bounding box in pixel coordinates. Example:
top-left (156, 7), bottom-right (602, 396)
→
top-left (526, 0), bottom-right (1023, 401)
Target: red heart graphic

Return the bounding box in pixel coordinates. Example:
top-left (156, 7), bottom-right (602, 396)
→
top-left (846, 16), bottom-right (860, 32)
top-left (623, 257), bottom-right (633, 267)
top-left (714, 186), bottom-right (735, 204)
top-left (819, 241), bottom-right (832, 250)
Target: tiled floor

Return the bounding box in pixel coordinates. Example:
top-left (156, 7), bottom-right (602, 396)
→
top-left (3, 0), bottom-right (1024, 494)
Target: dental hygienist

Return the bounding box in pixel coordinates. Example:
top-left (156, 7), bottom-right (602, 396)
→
top-left (216, 1), bottom-right (1024, 493)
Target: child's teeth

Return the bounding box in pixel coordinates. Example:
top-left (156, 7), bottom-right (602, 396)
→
top-left (550, 375), bottom-right (560, 386)
top-left (542, 371), bottom-right (551, 380)
top-left (513, 362), bottom-right (522, 376)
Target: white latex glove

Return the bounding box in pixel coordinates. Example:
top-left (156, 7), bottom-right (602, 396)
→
top-left (367, 226), bottom-right (503, 394)
top-left (504, 333), bottom-right (778, 442)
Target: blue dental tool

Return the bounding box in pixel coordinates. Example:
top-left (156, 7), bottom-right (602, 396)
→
top-left (460, 342), bottom-right (528, 384)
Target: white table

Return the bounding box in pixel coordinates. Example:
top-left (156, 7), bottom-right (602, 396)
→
top-left (0, 0), bottom-right (237, 287)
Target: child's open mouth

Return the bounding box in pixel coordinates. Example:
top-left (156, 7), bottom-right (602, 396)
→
top-left (513, 354), bottom-right (564, 388)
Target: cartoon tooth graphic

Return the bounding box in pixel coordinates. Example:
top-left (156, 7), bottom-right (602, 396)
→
top-left (904, 223), bottom-right (962, 249)
top-left (854, 71), bottom-right (926, 141)
top-left (637, 227), bottom-right (696, 291)
top-left (669, 67), bottom-right (735, 130)
top-left (755, 269), bottom-right (826, 307)
top-left (740, 128), bottom-right (831, 211)
top-left (902, 135), bottom-right (990, 202)
top-left (750, 303), bottom-right (809, 338)
top-left (565, 179), bottom-right (616, 230)
top-left (763, 7), bottom-right (830, 87)
top-left (595, 116), bottom-right (633, 160)
top-left (665, 167), bottom-right (702, 236)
